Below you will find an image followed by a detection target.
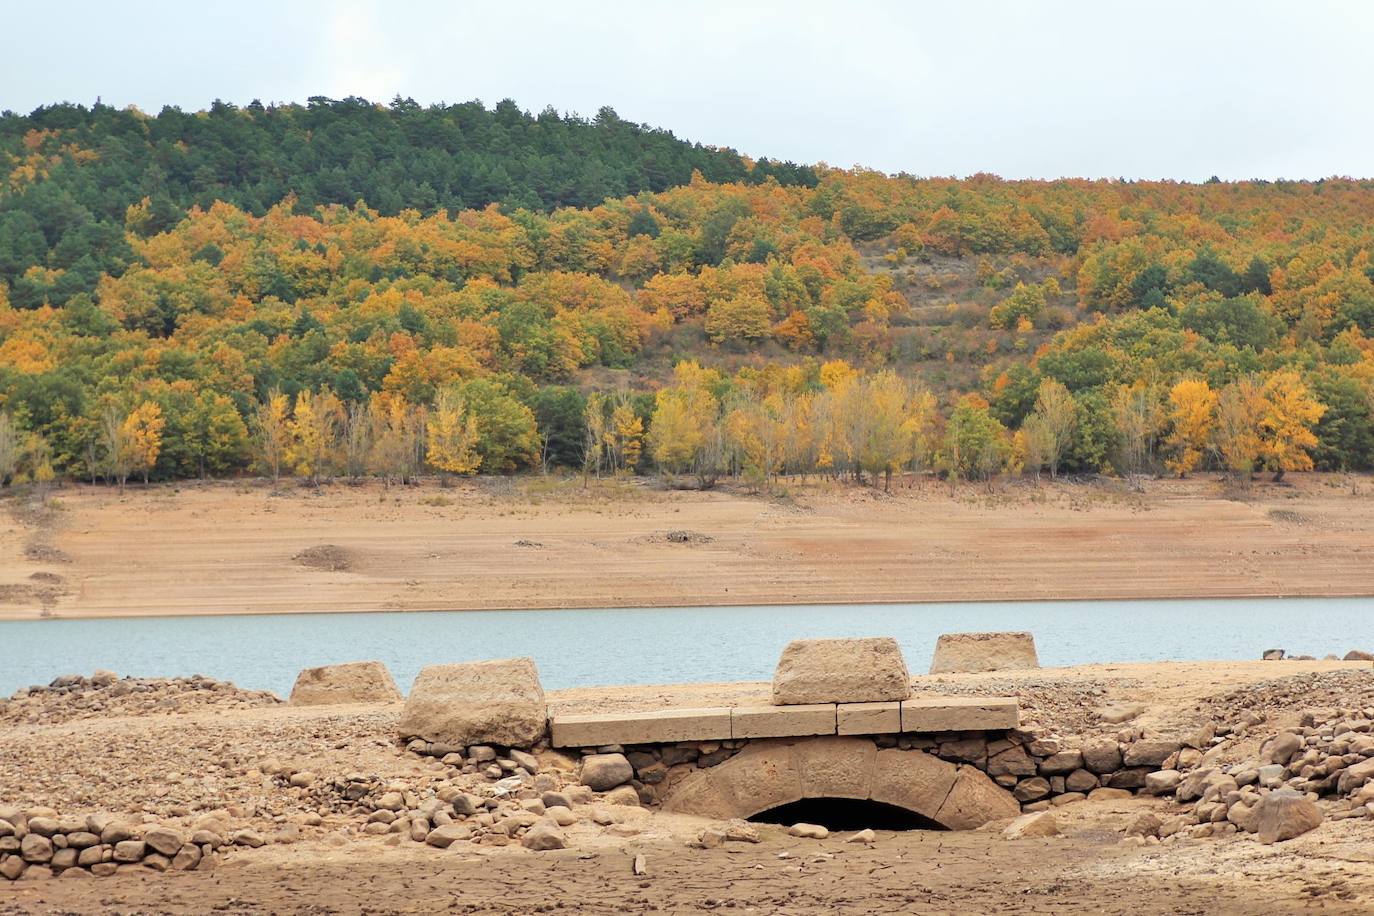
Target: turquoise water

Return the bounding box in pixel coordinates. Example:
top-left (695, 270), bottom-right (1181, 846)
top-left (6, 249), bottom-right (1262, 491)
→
top-left (2, 597), bottom-right (1371, 698)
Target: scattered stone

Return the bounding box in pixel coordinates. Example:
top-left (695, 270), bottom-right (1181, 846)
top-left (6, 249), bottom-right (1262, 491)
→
top-left (521, 820), bottom-right (567, 850)
top-left (846, 828), bottom-right (876, 845)
top-left (1002, 812), bottom-right (1059, 839)
top-left (787, 823), bottom-right (828, 839)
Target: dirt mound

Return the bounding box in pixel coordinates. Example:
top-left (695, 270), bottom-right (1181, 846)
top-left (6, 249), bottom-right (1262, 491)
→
top-left (24, 542), bottom-right (71, 563)
top-left (659, 530), bottom-right (714, 544)
top-left (293, 544), bottom-right (352, 572)
top-left (1, 673), bottom-right (281, 727)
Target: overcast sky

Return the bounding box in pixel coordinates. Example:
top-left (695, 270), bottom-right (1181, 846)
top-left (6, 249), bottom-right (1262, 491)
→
top-left (6, 1), bottom-right (1372, 181)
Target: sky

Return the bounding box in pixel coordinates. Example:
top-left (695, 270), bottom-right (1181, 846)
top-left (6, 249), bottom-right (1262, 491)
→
top-left (5, 0), bottom-right (1373, 182)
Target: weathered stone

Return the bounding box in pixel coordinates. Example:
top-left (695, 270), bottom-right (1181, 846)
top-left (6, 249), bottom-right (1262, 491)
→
top-left (1096, 703), bottom-right (1145, 725)
top-left (425, 825), bottom-right (471, 848)
top-left (1262, 648), bottom-right (1285, 660)
top-left (289, 661), bottom-right (402, 705)
top-left (1261, 732), bottom-right (1303, 766)
top-left (20, 834), bottom-right (53, 864)
top-left (1344, 650), bottom-right (1374, 662)
top-left (551, 708), bottom-right (730, 747)
top-left (1003, 812), bottom-right (1059, 839)
top-left (795, 736), bottom-right (876, 800)
top-left (1106, 767), bottom-right (1150, 789)
top-left (1, 856), bottom-right (25, 880)
top-left (1088, 787), bottom-right (1133, 801)
top-left (788, 822), bottom-right (829, 839)
top-left (935, 766), bottom-right (1021, 829)
top-left (1080, 738), bottom-right (1123, 774)
top-left (603, 785), bottom-right (642, 807)
top-left (112, 840), bottom-right (146, 863)
top-left (1065, 769), bottom-right (1099, 793)
top-left (713, 743), bottom-right (803, 817)
top-left (546, 806), bottom-right (578, 827)
top-left (987, 744), bottom-right (1037, 778)
top-left (580, 753), bottom-right (634, 791)
top-left (723, 819), bottom-right (761, 843)
top-left (142, 827), bottom-right (185, 857)
top-left (1336, 757), bottom-right (1374, 794)
top-left (847, 828), bottom-right (876, 844)
top-left (1254, 790), bottom-right (1324, 844)
top-left (900, 697), bottom-right (1019, 732)
top-left (398, 658), bottom-right (547, 748)
top-left (871, 748), bottom-right (958, 820)
top-left (64, 832), bottom-right (99, 849)
top-left (772, 637), bottom-right (911, 705)
top-left (1122, 738), bottom-right (1180, 767)
top-left (171, 845), bottom-right (202, 871)
top-left (1013, 777), bottom-right (1051, 801)
top-left (837, 701), bottom-right (901, 735)
top-left (1038, 750), bottom-right (1084, 776)
top-left (731, 704), bottom-right (835, 739)
top-left (1125, 812), bottom-right (1162, 837)
top-left (1144, 769), bottom-right (1182, 795)
top-left (929, 631), bottom-right (1039, 674)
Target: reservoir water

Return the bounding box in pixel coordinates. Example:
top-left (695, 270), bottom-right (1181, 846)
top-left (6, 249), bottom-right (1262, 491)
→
top-left (2, 597), bottom-right (1371, 699)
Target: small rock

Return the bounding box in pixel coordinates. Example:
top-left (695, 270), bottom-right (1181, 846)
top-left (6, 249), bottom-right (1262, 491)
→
top-left (143, 827), bottom-right (185, 857)
top-left (1144, 770), bottom-right (1182, 796)
top-left (1125, 813), bottom-right (1162, 838)
top-left (580, 754), bottom-right (634, 791)
top-left (521, 820), bottom-right (566, 851)
top-left (425, 825), bottom-right (471, 849)
top-left (723, 820), bottom-right (760, 843)
top-left (846, 828), bottom-right (877, 844)
top-left (1003, 812), bottom-right (1058, 839)
top-left (787, 823), bottom-right (828, 839)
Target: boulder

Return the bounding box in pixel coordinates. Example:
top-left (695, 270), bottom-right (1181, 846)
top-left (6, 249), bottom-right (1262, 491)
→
top-left (1122, 738), bottom-right (1180, 767)
top-left (580, 753), bottom-right (633, 791)
top-left (1336, 757), bottom-right (1374, 795)
top-left (142, 827), bottom-right (185, 857)
top-left (928, 632), bottom-right (1039, 675)
top-left (1002, 812), bottom-right (1059, 839)
top-left (1254, 790), bottom-right (1323, 844)
top-left (398, 658), bottom-right (547, 748)
top-left (290, 661), bottom-right (403, 706)
top-left (1080, 738), bottom-right (1123, 774)
top-left (1260, 732), bottom-right (1302, 766)
top-left (1144, 769), bottom-right (1182, 796)
top-left (771, 637), bottom-right (910, 704)
top-left (521, 821), bottom-right (567, 851)
top-left (788, 823), bottom-right (829, 839)
top-left (1262, 649), bottom-right (1285, 661)
top-left (424, 825), bottom-right (471, 848)
top-left (1344, 650), bottom-right (1374, 662)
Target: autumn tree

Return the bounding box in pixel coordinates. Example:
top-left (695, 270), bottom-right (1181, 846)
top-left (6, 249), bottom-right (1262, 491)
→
top-left (606, 394), bottom-right (644, 473)
top-left (426, 389), bottom-right (481, 479)
top-left (188, 393), bottom-right (249, 478)
top-left (1029, 378), bottom-right (1076, 478)
top-left (0, 413), bottom-right (17, 485)
top-left (1164, 379), bottom-right (1217, 477)
top-left (940, 396), bottom-right (1008, 482)
top-left (1258, 370), bottom-right (1326, 481)
top-left (1111, 379), bottom-right (1164, 477)
top-left (122, 402), bottom-right (165, 485)
top-left (1212, 378), bottom-right (1266, 484)
top-left (582, 391), bottom-right (609, 481)
top-left (289, 388), bottom-right (344, 485)
top-left (649, 361), bottom-right (724, 487)
top-left (100, 406), bottom-right (133, 491)
top-left (368, 393), bottom-right (426, 485)
top-left (253, 389), bottom-right (291, 482)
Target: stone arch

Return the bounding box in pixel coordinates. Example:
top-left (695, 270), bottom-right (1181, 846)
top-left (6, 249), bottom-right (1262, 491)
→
top-left (660, 736), bottom-right (1019, 830)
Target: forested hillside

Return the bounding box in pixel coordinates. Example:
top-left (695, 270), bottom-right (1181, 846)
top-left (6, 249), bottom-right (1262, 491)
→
top-left (1, 97), bottom-right (1372, 488)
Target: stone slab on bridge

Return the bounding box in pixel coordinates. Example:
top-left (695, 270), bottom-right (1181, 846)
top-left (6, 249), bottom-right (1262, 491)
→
top-left (549, 696), bottom-right (1018, 748)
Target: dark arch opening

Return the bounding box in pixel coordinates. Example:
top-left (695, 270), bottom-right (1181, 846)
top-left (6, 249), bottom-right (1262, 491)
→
top-left (748, 798), bottom-right (946, 832)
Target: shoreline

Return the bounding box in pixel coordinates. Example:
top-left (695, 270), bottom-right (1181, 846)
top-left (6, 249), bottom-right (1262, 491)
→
top-left (3, 588), bottom-right (1374, 623)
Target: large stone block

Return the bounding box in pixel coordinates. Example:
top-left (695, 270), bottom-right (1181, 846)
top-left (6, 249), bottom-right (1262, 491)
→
top-left (837, 702), bottom-right (901, 735)
top-left (772, 637), bottom-right (911, 705)
top-left (934, 766), bottom-right (1021, 829)
top-left (660, 769), bottom-right (738, 819)
top-left (900, 697), bottom-right (1019, 732)
top-left (928, 632), bottom-right (1039, 674)
top-left (398, 658), bottom-right (546, 748)
top-left (795, 736), bottom-right (877, 800)
top-left (731, 704), bottom-right (836, 739)
top-left (870, 748), bottom-right (957, 820)
top-left (289, 661), bottom-right (402, 706)
top-left (549, 707), bottom-right (730, 747)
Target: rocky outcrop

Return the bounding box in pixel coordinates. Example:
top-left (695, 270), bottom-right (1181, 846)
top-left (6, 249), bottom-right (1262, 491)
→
top-left (929, 632), bottom-right (1039, 674)
top-left (398, 658), bottom-right (547, 748)
top-left (289, 661), bottom-right (402, 706)
top-left (771, 638), bottom-right (911, 705)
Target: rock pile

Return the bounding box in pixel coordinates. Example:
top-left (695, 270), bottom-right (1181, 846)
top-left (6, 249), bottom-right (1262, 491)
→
top-left (0, 672), bottom-right (280, 727)
top-left (1136, 705), bottom-right (1374, 843)
top-left (0, 806), bottom-right (230, 881)
top-left (405, 739), bottom-right (548, 783)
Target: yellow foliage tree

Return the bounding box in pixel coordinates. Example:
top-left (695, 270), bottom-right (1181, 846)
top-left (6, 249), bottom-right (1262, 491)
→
top-left (1212, 378), bottom-right (1266, 483)
top-left (1259, 370), bottom-right (1325, 480)
top-left (1164, 379), bottom-right (1217, 477)
top-left (426, 389), bottom-right (481, 478)
top-left (254, 389), bottom-right (291, 482)
top-left (288, 388), bottom-right (344, 484)
top-left (122, 401), bottom-right (165, 485)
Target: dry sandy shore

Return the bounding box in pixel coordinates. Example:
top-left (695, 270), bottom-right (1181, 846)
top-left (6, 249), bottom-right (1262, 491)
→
top-left (2, 472), bottom-right (1373, 619)
top-left (3, 660), bottom-right (1374, 914)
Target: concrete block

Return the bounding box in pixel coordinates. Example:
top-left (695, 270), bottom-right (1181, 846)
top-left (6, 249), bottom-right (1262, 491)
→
top-left (900, 697), bottom-right (1019, 733)
top-left (549, 707), bottom-right (731, 747)
top-left (731, 704), bottom-right (835, 739)
top-left (837, 701), bottom-right (902, 735)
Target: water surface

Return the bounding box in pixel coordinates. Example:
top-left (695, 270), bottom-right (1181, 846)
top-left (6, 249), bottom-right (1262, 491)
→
top-left (2, 597), bottom-right (1370, 698)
